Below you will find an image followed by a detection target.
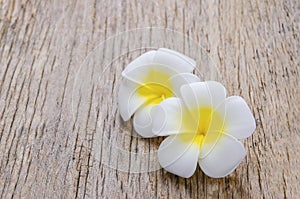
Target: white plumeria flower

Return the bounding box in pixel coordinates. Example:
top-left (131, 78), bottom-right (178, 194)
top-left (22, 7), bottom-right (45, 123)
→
top-left (118, 48), bottom-right (200, 137)
top-left (152, 81), bottom-right (256, 178)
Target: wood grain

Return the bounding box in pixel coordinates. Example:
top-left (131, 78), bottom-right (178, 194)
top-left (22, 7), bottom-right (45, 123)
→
top-left (0, 0), bottom-right (299, 198)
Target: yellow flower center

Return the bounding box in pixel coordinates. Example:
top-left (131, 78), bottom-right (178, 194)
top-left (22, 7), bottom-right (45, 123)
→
top-left (179, 107), bottom-right (225, 149)
top-left (137, 69), bottom-right (173, 104)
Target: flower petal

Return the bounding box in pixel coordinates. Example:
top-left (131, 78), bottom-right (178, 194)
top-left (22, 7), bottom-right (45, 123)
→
top-left (180, 81), bottom-right (227, 113)
top-left (133, 104), bottom-right (157, 138)
top-left (122, 64), bottom-right (177, 85)
top-left (151, 97), bottom-right (183, 136)
top-left (223, 96), bottom-right (256, 139)
top-left (118, 79), bottom-right (147, 121)
top-left (199, 134), bottom-right (246, 178)
top-left (123, 50), bottom-right (156, 75)
top-left (158, 135), bottom-right (200, 178)
top-left (199, 103), bottom-right (227, 158)
top-left (179, 81), bottom-right (227, 160)
top-left (122, 48), bottom-right (196, 84)
top-left (169, 73), bottom-right (201, 97)
top-left (153, 48), bottom-right (196, 73)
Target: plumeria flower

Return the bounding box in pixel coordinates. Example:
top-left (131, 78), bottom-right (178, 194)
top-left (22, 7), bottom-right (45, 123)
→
top-left (118, 48), bottom-right (200, 137)
top-left (152, 81), bottom-right (256, 178)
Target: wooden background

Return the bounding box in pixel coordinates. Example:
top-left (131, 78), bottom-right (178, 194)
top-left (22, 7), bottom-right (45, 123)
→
top-left (0, 0), bottom-right (299, 198)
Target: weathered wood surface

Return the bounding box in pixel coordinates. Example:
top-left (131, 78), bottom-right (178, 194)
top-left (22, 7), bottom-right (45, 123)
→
top-left (0, 0), bottom-right (299, 198)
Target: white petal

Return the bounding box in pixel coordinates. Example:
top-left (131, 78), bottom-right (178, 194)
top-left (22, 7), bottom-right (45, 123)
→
top-left (122, 64), bottom-right (177, 85)
top-left (151, 98), bottom-right (183, 136)
top-left (133, 104), bottom-right (157, 138)
top-left (169, 73), bottom-right (201, 97)
top-left (158, 135), bottom-right (200, 178)
top-left (180, 81), bottom-right (226, 113)
top-left (122, 48), bottom-right (196, 84)
top-left (198, 103), bottom-right (227, 158)
top-left (223, 96), bottom-right (256, 139)
top-left (153, 48), bottom-right (196, 73)
top-left (199, 134), bottom-right (246, 178)
top-left (123, 50), bottom-right (156, 74)
top-left (123, 49), bottom-right (195, 76)
top-left (118, 79), bottom-right (147, 121)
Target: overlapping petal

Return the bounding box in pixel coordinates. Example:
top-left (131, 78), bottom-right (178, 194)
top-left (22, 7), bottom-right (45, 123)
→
top-left (180, 81), bottom-right (226, 115)
top-left (152, 48), bottom-right (196, 73)
top-left (169, 73), bottom-right (200, 97)
top-left (118, 79), bottom-right (148, 121)
top-left (122, 50), bottom-right (156, 75)
top-left (133, 104), bottom-right (157, 138)
top-left (158, 135), bottom-right (200, 178)
top-left (222, 96), bottom-right (256, 139)
top-left (122, 48), bottom-right (196, 84)
top-left (151, 97), bottom-right (184, 136)
top-left (199, 134), bottom-right (246, 178)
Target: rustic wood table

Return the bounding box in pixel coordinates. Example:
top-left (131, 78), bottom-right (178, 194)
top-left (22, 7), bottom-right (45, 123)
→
top-left (0, 0), bottom-right (299, 198)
